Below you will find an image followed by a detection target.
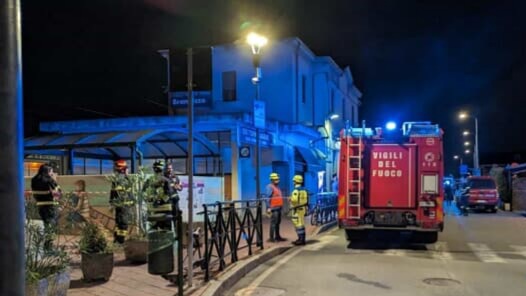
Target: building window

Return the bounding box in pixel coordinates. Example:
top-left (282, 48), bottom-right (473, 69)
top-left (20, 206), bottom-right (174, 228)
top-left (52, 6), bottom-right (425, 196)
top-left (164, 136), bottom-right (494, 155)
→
top-left (301, 75), bottom-right (307, 103)
top-left (222, 71), bottom-right (237, 101)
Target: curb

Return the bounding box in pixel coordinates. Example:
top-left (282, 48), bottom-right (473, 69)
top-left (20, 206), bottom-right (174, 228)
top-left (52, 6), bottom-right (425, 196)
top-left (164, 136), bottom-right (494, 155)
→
top-left (313, 220), bottom-right (338, 236)
top-left (195, 246), bottom-right (291, 296)
top-left (195, 221), bottom-right (338, 296)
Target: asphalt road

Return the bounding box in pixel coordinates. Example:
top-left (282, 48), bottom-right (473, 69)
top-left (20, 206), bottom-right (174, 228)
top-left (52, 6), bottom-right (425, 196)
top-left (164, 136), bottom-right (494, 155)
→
top-left (225, 205), bottom-right (526, 296)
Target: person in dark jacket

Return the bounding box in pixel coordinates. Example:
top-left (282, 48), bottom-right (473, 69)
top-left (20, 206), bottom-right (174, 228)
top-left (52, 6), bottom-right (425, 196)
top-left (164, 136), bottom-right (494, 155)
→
top-left (31, 164), bottom-right (61, 250)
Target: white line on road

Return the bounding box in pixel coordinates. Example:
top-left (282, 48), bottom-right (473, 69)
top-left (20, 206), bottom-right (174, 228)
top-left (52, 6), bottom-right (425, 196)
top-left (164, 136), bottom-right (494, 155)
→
top-left (510, 245), bottom-right (526, 258)
top-left (432, 241), bottom-right (454, 261)
top-left (304, 235), bottom-right (339, 251)
top-left (467, 243), bottom-right (506, 263)
top-left (234, 248), bottom-right (303, 296)
top-left (235, 231), bottom-right (339, 296)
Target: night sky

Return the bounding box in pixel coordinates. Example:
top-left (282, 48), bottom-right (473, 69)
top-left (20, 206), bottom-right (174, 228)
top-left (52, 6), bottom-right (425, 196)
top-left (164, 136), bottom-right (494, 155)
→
top-left (22, 0), bottom-right (526, 173)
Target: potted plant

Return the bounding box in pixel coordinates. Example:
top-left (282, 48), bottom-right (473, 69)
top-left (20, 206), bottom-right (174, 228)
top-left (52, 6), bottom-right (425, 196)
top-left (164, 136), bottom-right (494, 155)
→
top-left (79, 222), bottom-right (114, 282)
top-left (25, 201), bottom-right (71, 296)
top-left (121, 167), bottom-right (149, 263)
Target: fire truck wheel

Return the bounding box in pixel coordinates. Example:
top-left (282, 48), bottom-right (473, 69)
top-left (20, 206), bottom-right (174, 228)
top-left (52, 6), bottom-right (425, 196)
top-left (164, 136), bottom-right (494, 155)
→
top-left (345, 229), bottom-right (366, 242)
top-left (412, 232), bottom-right (438, 244)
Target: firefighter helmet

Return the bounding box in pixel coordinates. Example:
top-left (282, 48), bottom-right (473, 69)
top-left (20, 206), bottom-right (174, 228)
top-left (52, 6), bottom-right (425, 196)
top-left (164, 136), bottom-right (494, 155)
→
top-left (269, 173), bottom-right (280, 180)
top-left (293, 175), bottom-right (303, 184)
top-left (114, 160), bottom-right (127, 172)
top-left (153, 160), bottom-right (165, 173)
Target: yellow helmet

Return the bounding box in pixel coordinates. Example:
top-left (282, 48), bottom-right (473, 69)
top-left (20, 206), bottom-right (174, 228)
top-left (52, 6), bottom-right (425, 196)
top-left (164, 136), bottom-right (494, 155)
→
top-left (293, 175), bottom-right (303, 184)
top-left (270, 173), bottom-right (280, 180)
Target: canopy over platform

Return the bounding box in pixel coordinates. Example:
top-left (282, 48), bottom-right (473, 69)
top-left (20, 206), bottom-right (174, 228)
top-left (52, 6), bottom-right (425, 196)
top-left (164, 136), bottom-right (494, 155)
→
top-left (24, 128), bottom-right (220, 173)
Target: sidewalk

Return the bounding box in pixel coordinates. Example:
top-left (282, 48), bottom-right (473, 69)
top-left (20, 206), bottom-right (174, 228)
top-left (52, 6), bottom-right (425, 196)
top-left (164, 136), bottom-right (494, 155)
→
top-left (68, 215), bottom-right (323, 296)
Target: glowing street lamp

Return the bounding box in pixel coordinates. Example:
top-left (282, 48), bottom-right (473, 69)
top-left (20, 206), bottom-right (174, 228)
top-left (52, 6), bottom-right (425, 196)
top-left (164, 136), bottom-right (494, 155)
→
top-left (463, 130), bottom-right (470, 136)
top-left (459, 111), bottom-right (479, 170)
top-left (465, 149), bottom-right (471, 154)
top-left (464, 141), bottom-right (470, 146)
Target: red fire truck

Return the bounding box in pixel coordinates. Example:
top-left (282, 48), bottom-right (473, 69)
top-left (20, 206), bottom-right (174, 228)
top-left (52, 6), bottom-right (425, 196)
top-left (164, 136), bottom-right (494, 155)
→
top-left (338, 121), bottom-right (444, 244)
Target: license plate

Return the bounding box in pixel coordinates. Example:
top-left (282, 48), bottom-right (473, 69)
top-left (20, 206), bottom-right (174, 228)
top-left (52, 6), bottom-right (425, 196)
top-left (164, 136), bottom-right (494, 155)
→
top-left (476, 200), bottom-right (487, 203)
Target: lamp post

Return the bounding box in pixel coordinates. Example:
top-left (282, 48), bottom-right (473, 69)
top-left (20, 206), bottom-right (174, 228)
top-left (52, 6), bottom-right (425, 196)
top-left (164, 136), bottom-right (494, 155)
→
top-left (454, 155), bottom-right (463, 165)
top-left (459, 112), bottom-right (479, 171)
top-left (247, 32), bottom-right (268, 199)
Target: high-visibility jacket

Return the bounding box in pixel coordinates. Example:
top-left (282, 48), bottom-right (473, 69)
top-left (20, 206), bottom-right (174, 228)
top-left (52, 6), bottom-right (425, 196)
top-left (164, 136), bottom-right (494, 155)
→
top-left (290, 186), bottom-right (308, 212)
top-left (267, 184), bottom-right (283, 209)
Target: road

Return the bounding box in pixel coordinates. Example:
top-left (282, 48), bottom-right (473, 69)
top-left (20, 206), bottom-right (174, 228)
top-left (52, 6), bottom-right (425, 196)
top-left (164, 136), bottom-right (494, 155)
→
top-left (225, 206), bottom-right (526, 296)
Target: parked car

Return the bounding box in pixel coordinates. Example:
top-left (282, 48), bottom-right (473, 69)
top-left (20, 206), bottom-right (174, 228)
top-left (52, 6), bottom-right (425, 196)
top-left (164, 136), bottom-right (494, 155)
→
top-left (458, 176), bottom-right (499, 213)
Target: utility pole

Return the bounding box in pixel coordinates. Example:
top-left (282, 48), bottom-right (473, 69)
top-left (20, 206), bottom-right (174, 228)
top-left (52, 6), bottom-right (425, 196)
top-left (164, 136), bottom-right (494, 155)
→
top-left (186, 47), bottom-right (194, 288)
top-left (0, 0), bottom-right (25, 295)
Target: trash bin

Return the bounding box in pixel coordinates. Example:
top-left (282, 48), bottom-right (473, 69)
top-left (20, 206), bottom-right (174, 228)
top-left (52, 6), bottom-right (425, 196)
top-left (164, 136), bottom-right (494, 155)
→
top-left (147, 230), bottom-right (174, 275)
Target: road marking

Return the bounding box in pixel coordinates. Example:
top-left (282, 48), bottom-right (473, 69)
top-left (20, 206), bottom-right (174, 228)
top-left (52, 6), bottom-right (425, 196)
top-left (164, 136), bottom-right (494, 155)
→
top-left (510, 245), bottom-right (526, 258)
top-left (236, 233), bottom-right (339, 295)
top-left (467, 243), bottom-right (506, 263)
top-left (304, 235), bottom-right (339, 251)
top-left (235, 247), bottom-right (303, 295)
top-left (432, 241), bottom-right (454, 261)
top-left (381, 249), bottom-right (408, 256)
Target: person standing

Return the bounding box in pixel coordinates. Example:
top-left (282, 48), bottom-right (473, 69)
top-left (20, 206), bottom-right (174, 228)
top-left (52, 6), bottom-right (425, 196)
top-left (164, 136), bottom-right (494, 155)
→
top-left (331, 173), bottom-right (339, 193)
top-left (164, 162), bottom-right (183, 195)
top-left (290, 175), bottom-right (308, 246)
top-left (265, 173), bottom-right (285, 242)
top-left (109, 160), bottom-right (134, 244)
top-left (31, 164), bottom-right (61, 251)
top-left (69, 179), bottom-right (90, 224)
top-left (144, 160), bottom-right (176, 230)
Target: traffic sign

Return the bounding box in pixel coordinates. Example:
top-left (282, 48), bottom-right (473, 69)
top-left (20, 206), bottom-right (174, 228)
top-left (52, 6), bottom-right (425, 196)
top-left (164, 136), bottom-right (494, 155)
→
top-left (253, 100), bottom-right (266, 129)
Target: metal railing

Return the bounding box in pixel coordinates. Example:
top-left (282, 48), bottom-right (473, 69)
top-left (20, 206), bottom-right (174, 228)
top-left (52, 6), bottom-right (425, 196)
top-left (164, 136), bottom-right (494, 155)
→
top-left (199, 199), bottom-right (263, 281)
top-left (310, 192), bottom-right (338, 226)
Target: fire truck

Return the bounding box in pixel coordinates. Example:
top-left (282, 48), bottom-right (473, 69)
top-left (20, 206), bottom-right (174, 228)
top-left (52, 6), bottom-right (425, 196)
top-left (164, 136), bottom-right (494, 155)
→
top-left (338, 121), bottom-right (444, 244)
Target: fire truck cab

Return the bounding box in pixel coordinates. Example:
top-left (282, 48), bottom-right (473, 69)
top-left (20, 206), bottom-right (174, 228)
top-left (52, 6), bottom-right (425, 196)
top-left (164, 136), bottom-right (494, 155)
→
top-left (338, 121), bottom-right (444, 244)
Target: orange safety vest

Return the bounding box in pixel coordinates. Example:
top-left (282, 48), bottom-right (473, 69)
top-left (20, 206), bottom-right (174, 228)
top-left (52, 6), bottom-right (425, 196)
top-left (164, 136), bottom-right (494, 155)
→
top-left (269, 184), bottom-right (284, 208)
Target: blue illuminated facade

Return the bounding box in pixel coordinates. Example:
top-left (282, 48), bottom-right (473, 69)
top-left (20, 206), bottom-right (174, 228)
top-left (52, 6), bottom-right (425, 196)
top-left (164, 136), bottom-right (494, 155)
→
top-left (26, 37), bottom-right (362, 200)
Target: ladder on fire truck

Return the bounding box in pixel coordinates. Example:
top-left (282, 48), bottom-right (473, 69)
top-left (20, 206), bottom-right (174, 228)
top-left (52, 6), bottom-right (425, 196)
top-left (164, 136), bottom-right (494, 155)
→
top-left (346, 129), bottom-right (363, 219)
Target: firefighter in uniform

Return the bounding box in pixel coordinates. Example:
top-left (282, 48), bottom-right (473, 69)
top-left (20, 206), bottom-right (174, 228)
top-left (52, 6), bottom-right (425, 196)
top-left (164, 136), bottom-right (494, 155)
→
top-left (265, 173), bottom-right (285, 242)
top-left (144, 160), bottom-right (176, 230)
top-left (290, 175), bottom-right (308, 245)
top-left (110, 160), bottom-right (134, 244)
top-left (31, 164), bottom-right (61, 251)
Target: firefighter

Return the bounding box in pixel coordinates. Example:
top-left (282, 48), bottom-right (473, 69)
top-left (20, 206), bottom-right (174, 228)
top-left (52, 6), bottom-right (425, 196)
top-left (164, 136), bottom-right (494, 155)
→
top-left (31, 164), bottom-right (61, 251)
top-left (109, 160), bottom-right (134, 244)
top-left (290, 175), bottom-right (308, 246)
top-left (144, 160), bottom-right (176, 230)
top-left (265, 173), bottom-right (285, 242)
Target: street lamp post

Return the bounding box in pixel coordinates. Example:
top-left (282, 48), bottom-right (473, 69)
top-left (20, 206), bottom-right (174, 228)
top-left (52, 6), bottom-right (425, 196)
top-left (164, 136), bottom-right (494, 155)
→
top-left (247, 32), bottom-right (268, 199)
top-left (459, 112), bottom-right (480, 171)
top-left (454, 155), bottom-right (463, 166)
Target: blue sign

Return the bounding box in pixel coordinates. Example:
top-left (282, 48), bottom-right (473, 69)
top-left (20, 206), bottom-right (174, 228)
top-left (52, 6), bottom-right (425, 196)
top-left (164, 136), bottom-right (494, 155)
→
top-left (459, 164), bottom-right (468, 175)
top-left (239, 127), bottom-right (272, 147)
top-left (254, 100), bottom-right (266, 129)
top-left (171, 91), bottom-right (212, 108)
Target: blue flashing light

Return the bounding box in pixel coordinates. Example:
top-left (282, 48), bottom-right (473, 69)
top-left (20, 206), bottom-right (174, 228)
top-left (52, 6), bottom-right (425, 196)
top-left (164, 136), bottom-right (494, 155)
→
top-left (386, 121), bottom-right (397, 131)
